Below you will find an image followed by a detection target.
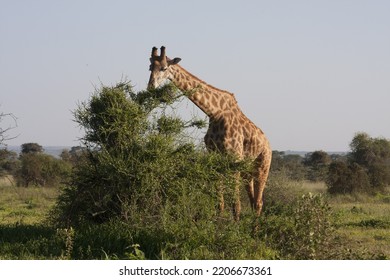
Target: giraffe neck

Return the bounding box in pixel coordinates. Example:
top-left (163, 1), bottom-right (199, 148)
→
top-left (169, 64), bottom-right (236, 118)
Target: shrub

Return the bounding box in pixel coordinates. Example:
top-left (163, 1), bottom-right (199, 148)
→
top-left (50, 82), bottom-right (247, 227)
top-left (326, 161), bottom-right (370, 194)
top-left (291, 193), bottom-right (333, 259)
top-left (0, 149), bottom-right (19, 176)
top-left (264, 171), bottom-right (305, 215)
top-left (270, 151), bottom-right (307, 181)
top-left (260, 191), bottom-right (335, 259)
top-left (349, 132), bottom-right (390, 190)
top-left (304, 151), bottom-right (331, 182)
top-left (16, 153), bottom-right (71, 187)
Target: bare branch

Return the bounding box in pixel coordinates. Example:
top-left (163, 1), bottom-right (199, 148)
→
top-left (0, 111), bottom-right (18, 145)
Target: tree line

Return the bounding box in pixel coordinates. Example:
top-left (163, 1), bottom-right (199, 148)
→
top-left (272, 132), bottom-right (390, 194)
top-left (2, 134), bottom-right (389, 195)
top-left (1, 107), bottom-right (390, 194)
top-left (0, 143), bottom-right (85, 187)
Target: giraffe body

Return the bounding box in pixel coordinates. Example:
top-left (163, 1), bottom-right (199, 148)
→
top-left (148, 46), bottom-right (272, 219)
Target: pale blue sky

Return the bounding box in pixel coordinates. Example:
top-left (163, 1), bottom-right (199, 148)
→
top-left (1, 0), bottom-right (389, 151)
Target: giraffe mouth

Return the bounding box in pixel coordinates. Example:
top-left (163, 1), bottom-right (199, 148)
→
top-left (156, 78), bottom-right (171, 89)
top-left (147, 77), bottom-right (171, 91)
top-left (148, 81), bottom-right (180, 104)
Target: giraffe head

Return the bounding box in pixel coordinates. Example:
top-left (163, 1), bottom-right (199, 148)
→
top-left (148, 46), bottom-right (181, 89)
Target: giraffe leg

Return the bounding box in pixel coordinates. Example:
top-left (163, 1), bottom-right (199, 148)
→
top-left (253, 153), bottom-right (271, 216)
top-left (254, 178), bottom-right (265, 216)
top-left (254, 173), bottom-right (269, 216)
top-left (244, 177), bottom-right (255, 210)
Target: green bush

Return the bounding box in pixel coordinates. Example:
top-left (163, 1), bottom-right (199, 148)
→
top-left (51, 91), bottom-right (245, 225)
top-left (270, 151), bottom-right (307, 181)
top-left (304, 151), bottom-right (331, 182)
top-left (0, 149), bottom-right (19, 176)
top-left (263, 171), bottom-right (304, 215)
top-left (261, 174), bottom-right (336, 259)
top-left (326, 161), bottom-right (370, 194)
top-left (16, 152), bottom-right (71, 187)
top-left (349, 132), bottom-right (390, 190)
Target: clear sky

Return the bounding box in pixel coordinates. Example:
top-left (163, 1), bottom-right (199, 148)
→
top-left (1, 0), bottom-right (389, 151)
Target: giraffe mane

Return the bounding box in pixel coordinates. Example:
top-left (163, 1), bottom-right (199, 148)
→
top-left (173, 63), bottom-right (238, 104)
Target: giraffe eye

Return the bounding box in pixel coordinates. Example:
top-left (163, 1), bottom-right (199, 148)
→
top-left (161, 66), bottom-right (168, 72)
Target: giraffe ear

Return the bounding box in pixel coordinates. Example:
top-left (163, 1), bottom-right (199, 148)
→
top-left (168, 57), bottom-right (181, 65)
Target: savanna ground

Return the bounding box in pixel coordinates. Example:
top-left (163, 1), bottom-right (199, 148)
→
top-left (1, 175), bottom-right (389, 260)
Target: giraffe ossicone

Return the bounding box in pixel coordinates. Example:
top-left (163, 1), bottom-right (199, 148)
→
top-left (148, 46), bottom-right (272, 220)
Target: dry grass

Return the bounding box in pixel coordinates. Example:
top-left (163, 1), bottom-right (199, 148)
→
top-left (301, 181), bottom-right (327, 194)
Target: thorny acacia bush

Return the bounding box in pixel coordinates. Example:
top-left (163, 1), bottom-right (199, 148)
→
top-left (49, 81), bottom-right (348, 259)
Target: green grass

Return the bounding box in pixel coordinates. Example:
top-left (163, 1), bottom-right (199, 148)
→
top-left (329, 195), bottom-right (390, 259)
top-left (0, 177), bottom-right (59, 225)
top-left (0, 178), bottom-right (62, 259)
top-left (1, 176), bottom-right (389, 259)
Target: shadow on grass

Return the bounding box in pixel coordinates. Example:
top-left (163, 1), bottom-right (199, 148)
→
top-left (0, 224), bottom-right (62, 259)
top-left (0, 222), bottom-right (154, 260)
top-left (346, 218), bottom-right (390, 229)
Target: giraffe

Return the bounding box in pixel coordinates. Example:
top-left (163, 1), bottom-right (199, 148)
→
top-left (147, 46), bottom-right (272, 220)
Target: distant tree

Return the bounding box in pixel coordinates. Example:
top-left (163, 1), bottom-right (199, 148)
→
top-left (348, 163), bottom-right (371, 193)
top-left (270, 151), bottom-right (306, 180)
top-left (304, 151), bottom-right (331, 166)
top-left (304, 151), bottom-right (331, 182)
top-left (270, 151), bottom-right (285, 172)
top-left (59, 149), bottom-right (71, 162)
top-left (349, 132), bottom-right (390, 189)
top-left (329, 153), bottom-right (347, 162)
top-left (326, 161), bottom-right (350, 194)
top-left (0, 149), bottom-right (19, 176)
top-left (283, 154), bottom-right (306, 180)
top-left (21, 143), bottom-right (44, 154)
top-left (60, 146), bottom-right (87, 166)
top-left (327, 161), bottom-right (370, 194)
top-left (327, 132), bottom-right (390, 195)
top-left (17, 153), bottom-right (45, 186)
top-left (17, 150), bottom-right (71, 187)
